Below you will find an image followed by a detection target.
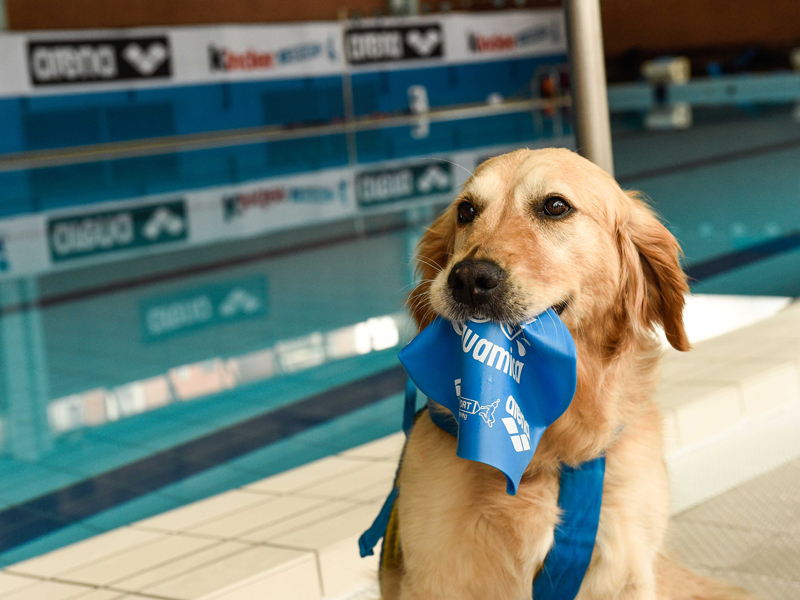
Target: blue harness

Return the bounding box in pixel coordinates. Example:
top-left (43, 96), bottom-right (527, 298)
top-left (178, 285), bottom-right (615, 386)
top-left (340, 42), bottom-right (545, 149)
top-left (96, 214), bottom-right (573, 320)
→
top-left (359, 381), bottom-right (606, 600)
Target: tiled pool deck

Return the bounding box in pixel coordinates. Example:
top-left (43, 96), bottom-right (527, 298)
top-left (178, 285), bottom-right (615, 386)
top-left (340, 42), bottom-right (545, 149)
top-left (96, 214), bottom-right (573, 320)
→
top-left (1, 301), bottom-right (799, 600)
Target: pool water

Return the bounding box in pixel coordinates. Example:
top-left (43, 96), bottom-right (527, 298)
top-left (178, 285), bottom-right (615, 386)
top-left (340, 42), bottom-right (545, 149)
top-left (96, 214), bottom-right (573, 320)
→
top-left (0, 103), bottom-right (799, 564)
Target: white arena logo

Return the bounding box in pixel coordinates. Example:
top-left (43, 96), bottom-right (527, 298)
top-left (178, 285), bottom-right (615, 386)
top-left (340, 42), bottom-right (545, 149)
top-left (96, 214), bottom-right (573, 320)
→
top-left (416, 165), bottom-right (450, 193)
top-left (31, 44), bottom-right (118, 82)
top-left (405, 28), bottom-right (441, 57)
top-left (142, 207), bottom-right (185, 240)
top-left (51, 213), bottom-right (134, 257)
top-left (146, 296), bottom-right (214, 337)
top-left (218, 289), bottom-right (262, 318)
top-left (359, 169), bottom-right (414, 203)
top-left (502, 395), bottom-right (531, 453)
top-left (122, 42), bottom-right (168, 75)
top-left (348, 31), bottom-right (404, 62)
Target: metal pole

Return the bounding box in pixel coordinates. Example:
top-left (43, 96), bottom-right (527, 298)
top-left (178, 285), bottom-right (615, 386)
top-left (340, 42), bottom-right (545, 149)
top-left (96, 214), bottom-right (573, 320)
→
top-left (0, 0), bottom-right (7, 30)
top-left (564, 0), bottom-right (614, 175)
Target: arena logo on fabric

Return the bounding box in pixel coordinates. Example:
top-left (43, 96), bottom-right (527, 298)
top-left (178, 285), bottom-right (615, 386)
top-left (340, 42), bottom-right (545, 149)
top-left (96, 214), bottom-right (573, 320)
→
top-left (345, 24), bottom-right (443, 64)
top-left (452, 321), bottom-right (526, 383)
top-left (502, 395), bottom-right (532, 453)
top-left (28, 36), bottom-right (171, 85)
top-left (208, 41), bottom-right (326, 72)
top-left (467, 21), bottom-right (562, 53)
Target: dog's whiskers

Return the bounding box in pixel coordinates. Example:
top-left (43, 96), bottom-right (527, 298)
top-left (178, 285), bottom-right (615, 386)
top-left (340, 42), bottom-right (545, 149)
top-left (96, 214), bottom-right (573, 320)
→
top-left (428, 157), bottom-right (474, 178)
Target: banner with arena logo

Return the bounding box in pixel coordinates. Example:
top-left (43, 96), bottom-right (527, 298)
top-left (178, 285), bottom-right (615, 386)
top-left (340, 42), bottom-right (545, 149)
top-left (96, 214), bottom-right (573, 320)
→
top-left (344, 18), bottom-right (445, 68)
top-left (355, 160), bottom-right (454, 207)
top-left (47, 199), bottom-right (188, 263)
top-left (0, 10), bottom-right (566, 97)
top-left (27, 35), bottom-right (172, 87)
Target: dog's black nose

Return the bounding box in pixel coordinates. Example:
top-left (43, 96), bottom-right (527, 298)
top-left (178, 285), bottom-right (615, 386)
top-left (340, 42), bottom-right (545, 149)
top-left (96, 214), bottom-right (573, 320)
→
top-left (447, 260), bottom-right (505, 307)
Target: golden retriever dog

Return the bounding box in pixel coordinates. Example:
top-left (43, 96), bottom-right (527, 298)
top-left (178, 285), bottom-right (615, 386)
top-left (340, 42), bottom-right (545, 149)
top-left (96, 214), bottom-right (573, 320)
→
top-left (380, 148), bottom-right (750, 600)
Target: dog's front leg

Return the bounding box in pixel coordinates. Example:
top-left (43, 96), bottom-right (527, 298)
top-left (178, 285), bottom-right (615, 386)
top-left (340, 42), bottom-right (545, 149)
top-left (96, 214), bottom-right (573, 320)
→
top-left (576, 407), bottom-right (669, 600)
top-left (393, 416), bottom-right (560, 600)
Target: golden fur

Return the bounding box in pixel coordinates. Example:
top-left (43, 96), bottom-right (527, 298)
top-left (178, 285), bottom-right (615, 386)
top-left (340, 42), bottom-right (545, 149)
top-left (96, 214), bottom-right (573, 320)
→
top-left (383, 148), bottom-right (751, 600)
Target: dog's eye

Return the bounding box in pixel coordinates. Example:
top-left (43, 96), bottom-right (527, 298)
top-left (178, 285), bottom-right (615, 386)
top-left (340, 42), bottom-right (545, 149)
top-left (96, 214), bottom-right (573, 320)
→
top-left (457, 201), bottom-right (476, 224)
top-left (542, 196), bottom-right (571, 217)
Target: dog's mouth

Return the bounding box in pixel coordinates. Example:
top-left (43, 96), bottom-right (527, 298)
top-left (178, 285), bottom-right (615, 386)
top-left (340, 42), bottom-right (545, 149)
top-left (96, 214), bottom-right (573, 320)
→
top-left (437, 294), bottom-right (571, 324)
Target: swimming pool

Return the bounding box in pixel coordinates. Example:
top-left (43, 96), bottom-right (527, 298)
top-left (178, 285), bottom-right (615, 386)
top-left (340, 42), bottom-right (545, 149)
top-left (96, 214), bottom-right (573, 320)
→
top-left (0, 103), bottom-right (798, 564)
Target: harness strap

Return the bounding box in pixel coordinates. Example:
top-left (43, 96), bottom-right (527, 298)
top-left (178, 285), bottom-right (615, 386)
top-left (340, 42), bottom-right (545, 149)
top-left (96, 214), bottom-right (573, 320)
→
top-left (532, 456), bottom-right (605, 600)
top-left (358, 487), bottom-right (399, 558)
top-left (357, 380), bottom-right (417, 559)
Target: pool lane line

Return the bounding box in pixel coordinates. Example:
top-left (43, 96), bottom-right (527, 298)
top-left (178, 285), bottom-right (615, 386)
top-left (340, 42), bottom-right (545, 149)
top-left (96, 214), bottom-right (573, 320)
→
top-left (684, 230), bottom-right (800, 282)
top-left (616, 134), bottom-right (800, 184)
top-left (0, 364), bottom-right (408, 554)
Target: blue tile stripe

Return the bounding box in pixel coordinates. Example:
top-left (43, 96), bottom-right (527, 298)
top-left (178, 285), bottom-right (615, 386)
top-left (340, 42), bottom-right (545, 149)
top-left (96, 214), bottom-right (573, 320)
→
top-left (616, 135), bottom-right (800, 184)
top-left (684, 230), bottom-right (800, 282)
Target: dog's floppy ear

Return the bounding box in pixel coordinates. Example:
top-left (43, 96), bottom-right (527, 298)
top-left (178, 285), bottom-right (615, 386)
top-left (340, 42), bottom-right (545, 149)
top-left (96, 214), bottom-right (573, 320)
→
top-left (409, 206), bottom-right (456, 329)
top-left (618, 192), bottom-right (690, 351)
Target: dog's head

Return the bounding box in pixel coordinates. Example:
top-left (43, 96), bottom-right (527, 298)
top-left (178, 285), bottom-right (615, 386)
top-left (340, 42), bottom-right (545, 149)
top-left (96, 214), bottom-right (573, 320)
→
top-left (411, 148), bottom-right (689, 353)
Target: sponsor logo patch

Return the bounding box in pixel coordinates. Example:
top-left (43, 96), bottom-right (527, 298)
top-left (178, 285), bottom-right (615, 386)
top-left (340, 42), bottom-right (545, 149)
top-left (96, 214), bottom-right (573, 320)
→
top-left (468, 21), bottom-right (562, 53)
top-left (28, 36), bottom-right (172, 85)
top-left (345, 24), bottom-right (443, 64)
top-left (48, 200), bottom-right (187, 262)
top-left (222, 181), bottom-right (347, 221)
top-left (208, 41), bottom-right (325, 72)
top-left (356, 162), bottom-right (452, 206)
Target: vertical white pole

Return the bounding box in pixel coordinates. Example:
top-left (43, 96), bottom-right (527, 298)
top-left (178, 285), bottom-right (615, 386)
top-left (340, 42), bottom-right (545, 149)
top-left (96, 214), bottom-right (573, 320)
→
top-left (564, 0), bottom-right (614, 176)
top-left (0, 0), bottom-right (7, 30)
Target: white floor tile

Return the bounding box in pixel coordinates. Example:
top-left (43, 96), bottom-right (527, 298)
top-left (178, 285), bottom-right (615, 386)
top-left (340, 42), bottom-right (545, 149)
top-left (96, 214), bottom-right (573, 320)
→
top-left (318, 537), bottom-right (379, 599)
top-left (60, 533), bottom-right (217, 586)
top-left (240, 500), bottom-right (362, 544)
top-left (0, 573), bottom-right (38, 597)
top-left (244, 457), bottom-right (366, 495)
top-left (134, 491), bottom-right (275, 533)
top-left (674, 384), bottom-right (743, 447)
top-left (111, 542), bottom-right (252, 594)
top-left (197, 553), bottom-right (320, 600)
top-left (187, 495), bottom-right (326, 538)
top-left (142, 545), bottom-right (314, 600)
top-left (298, 462), bottom-right (396, 501)
top-left (338, 433), bottom-right (405, 462)
top-left (269, 501), bottom-right (382, 551)
top-left (7, 529), bottom-right (160, 579)
top-left (0, 580), bottom-right (95, 600)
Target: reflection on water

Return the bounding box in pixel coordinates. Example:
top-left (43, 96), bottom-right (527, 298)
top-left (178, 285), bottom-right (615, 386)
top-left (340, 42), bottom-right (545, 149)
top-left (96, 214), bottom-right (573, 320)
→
top-left (48, 312), bottom-right (407, 435)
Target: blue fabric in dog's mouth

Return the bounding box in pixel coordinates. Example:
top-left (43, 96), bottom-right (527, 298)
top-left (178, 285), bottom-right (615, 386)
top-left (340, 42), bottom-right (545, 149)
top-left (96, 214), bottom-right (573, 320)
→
top-left (398, 309), bottom-right (577, 495)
